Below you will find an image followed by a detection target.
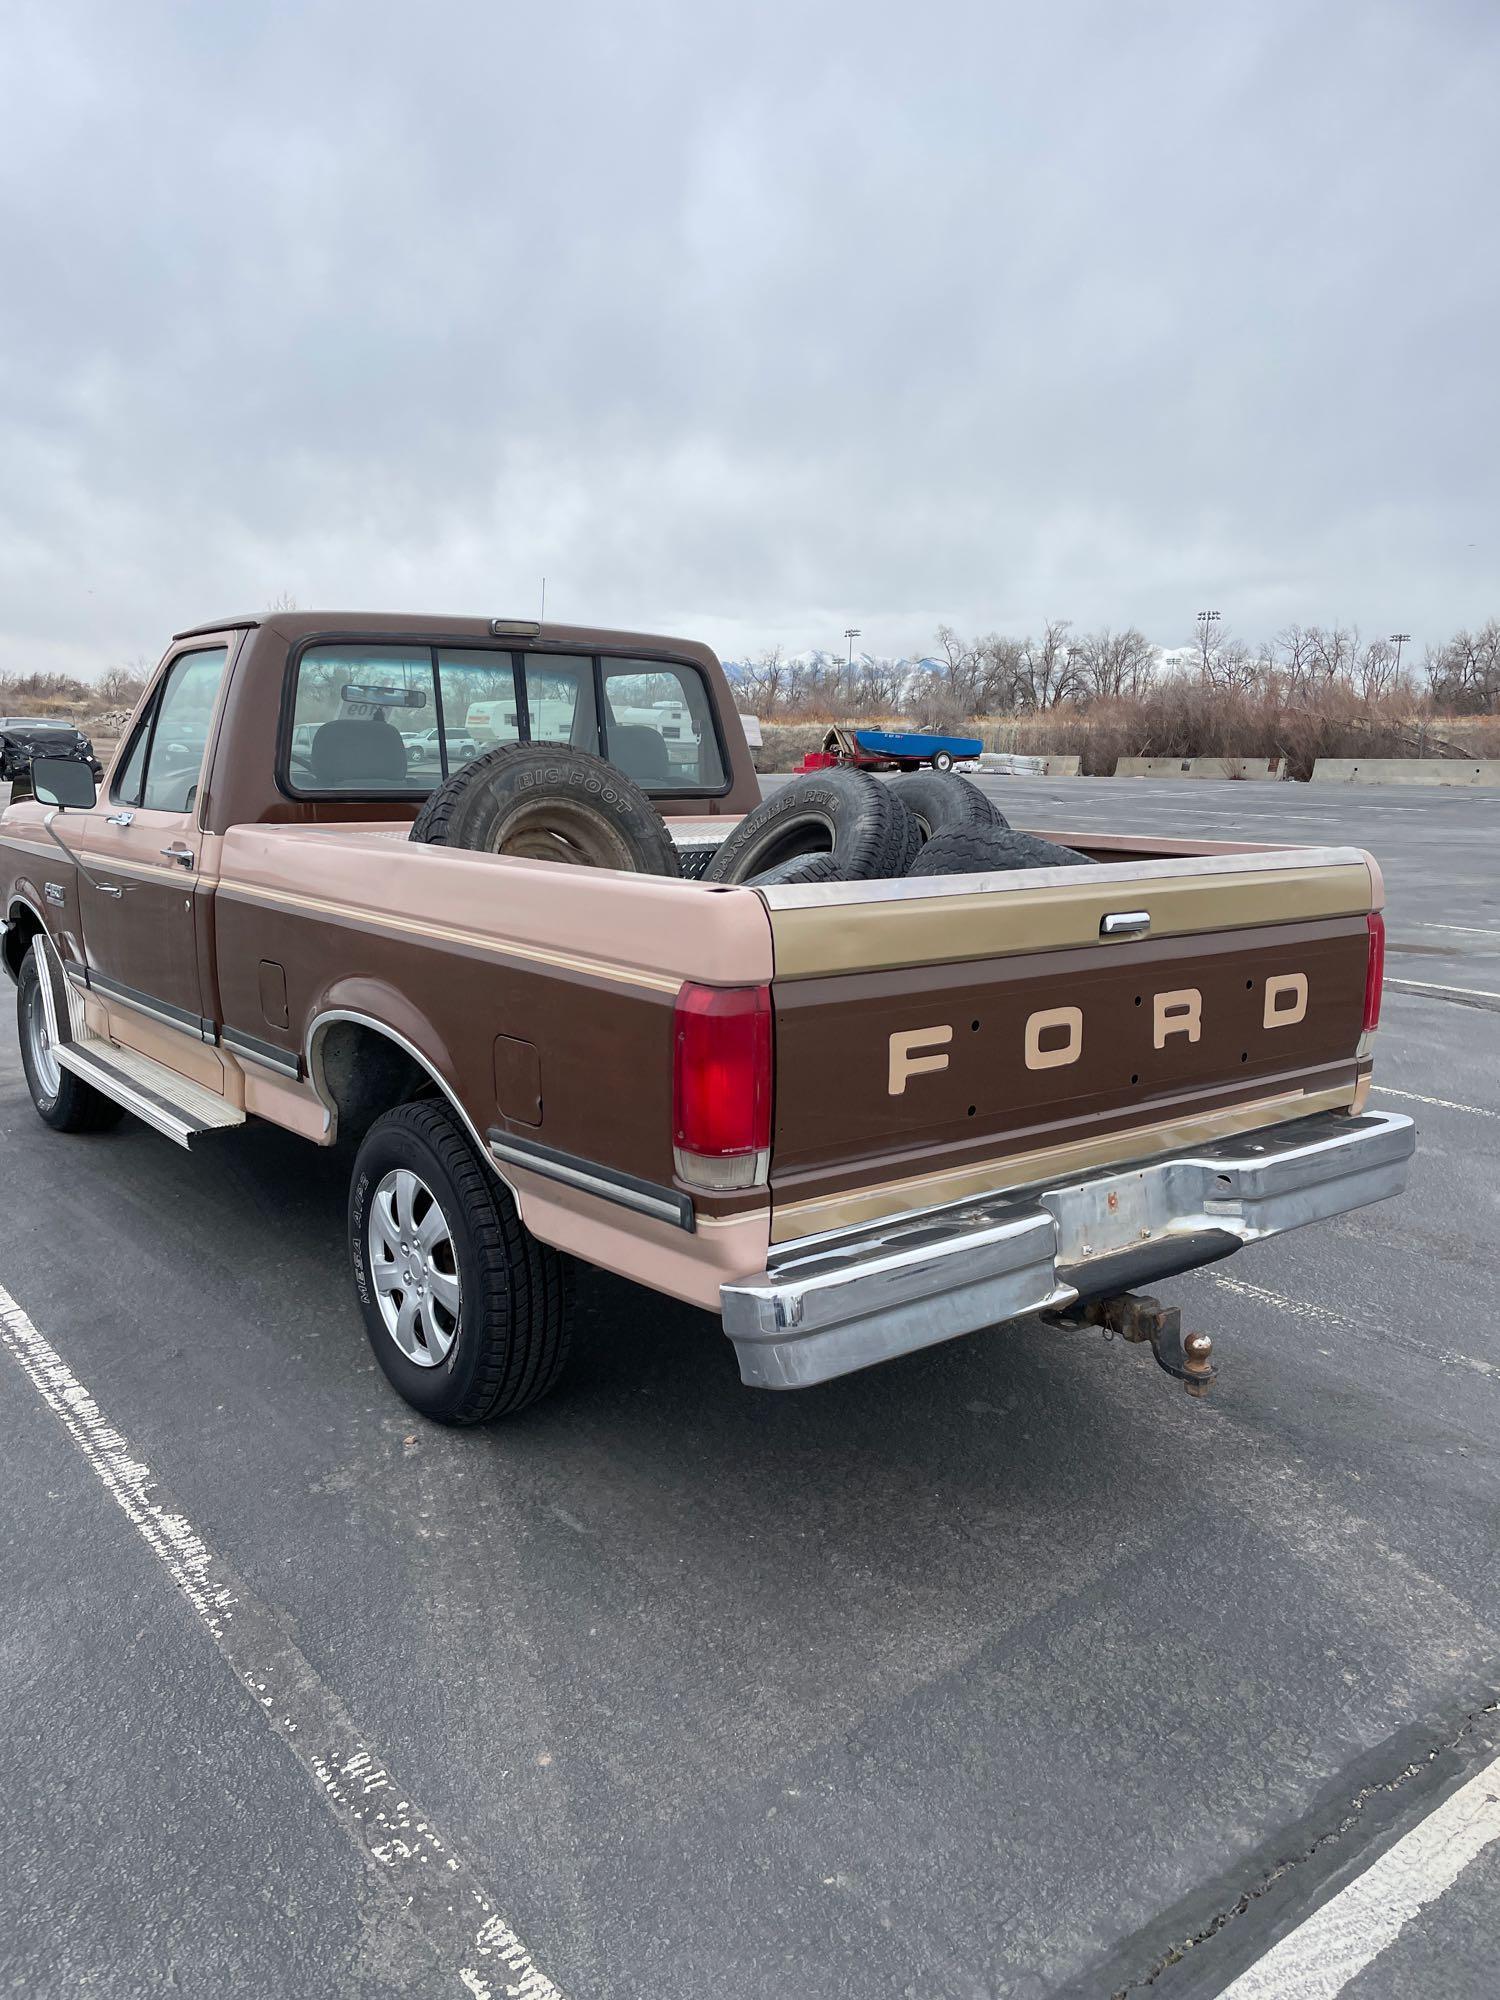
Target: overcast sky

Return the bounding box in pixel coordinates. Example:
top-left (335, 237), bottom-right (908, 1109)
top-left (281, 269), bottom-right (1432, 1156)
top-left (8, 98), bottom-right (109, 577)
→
top-left (2, 0), bottom-right (1496, 680)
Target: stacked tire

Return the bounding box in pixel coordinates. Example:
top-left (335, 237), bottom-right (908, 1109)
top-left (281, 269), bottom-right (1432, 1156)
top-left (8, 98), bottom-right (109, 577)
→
top-left (406, 740), bottom-right (1091, 890)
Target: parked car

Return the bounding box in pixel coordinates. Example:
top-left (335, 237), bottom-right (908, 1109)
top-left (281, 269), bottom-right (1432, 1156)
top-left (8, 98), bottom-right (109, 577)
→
top-left (2, 609), bottom-right (1412, 1426)
top-left (0, 715), bottom-right (102, 789)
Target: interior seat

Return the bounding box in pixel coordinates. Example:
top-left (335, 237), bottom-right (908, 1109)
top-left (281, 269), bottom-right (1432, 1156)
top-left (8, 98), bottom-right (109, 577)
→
top-left (310, 717), bottom-right (409, 787)
top-left (607, 724), bottom-right (671, 783)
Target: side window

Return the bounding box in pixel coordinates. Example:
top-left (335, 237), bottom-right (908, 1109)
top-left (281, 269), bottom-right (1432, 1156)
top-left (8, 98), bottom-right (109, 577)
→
top-left (287, 643), bottom-right (430, 791)
top-left (436, 649), bottom-right (522, 777)
top-left (600, 659), bottom-right (725, 790)
top-left (138, 648), bottom-right (229, 812)
top-left (110, 689), bottom-right (160, 806)
top-left (519, 655), bottom-right (598, 751)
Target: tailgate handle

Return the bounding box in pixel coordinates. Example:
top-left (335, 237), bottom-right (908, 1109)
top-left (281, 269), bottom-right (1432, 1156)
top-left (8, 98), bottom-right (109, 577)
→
top-left (1101, 910), bottom-right (1150, 940)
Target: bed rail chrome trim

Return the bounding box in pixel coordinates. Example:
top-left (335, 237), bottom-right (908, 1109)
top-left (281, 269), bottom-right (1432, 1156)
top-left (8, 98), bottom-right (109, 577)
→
top-left (721, 1109), bottom-right (1416, 1389)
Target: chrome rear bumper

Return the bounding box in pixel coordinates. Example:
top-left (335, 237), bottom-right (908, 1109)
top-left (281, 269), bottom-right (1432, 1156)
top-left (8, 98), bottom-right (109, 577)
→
top-left (720, 1108), bottom-right (1415, 1389)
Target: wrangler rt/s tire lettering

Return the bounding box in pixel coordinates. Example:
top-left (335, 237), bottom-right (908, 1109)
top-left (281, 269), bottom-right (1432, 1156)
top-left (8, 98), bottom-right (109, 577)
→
top-left (409, 743), bottom-right (681, 877)
top-left (348, 1099), bottom-right (574, 1424)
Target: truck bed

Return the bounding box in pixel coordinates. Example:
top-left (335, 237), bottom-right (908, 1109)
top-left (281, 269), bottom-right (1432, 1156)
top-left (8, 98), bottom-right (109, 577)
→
top-left (208, 821), bottom-right (1381, 1310)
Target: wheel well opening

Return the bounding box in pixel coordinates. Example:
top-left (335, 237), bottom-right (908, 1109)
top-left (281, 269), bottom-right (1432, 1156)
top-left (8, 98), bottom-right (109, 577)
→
top-left (4, 904), bottom-right (42, 984)
top-left (313, 1021), bottom-right (435, 1145)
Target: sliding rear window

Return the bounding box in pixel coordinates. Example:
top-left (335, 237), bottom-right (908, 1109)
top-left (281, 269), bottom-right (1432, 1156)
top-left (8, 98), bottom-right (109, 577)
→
top-left (282, 640), bottom-right (727, 797)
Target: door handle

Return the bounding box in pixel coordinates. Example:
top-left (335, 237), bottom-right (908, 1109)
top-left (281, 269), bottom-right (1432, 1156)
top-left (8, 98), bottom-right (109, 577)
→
top-left (160, 843), bottom-right (194, 869)
top-left (105, 811), bottom-right (135, 827)
top-left (97, 883), bottom-right (124, 899)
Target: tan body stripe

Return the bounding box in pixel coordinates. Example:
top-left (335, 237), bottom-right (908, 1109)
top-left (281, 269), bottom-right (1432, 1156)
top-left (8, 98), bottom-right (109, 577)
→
top-left (768, 858), bottom-right (1375, 978)
top-left (217, 880), bottom-right (683, 994)
top-left (770, 1083), bottom-right (1357, 1242)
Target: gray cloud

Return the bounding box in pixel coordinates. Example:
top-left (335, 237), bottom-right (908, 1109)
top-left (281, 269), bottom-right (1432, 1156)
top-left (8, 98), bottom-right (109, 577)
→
top-left (2, 0), bottom-right (1497, 678)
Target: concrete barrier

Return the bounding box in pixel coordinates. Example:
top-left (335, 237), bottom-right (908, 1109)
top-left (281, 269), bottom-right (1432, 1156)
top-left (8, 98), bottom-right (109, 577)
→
top-left (1309, 759), bottom-right (1500, 787)
top-left (1113, 756), bottom-right (1286, 781)
top-left (978, 753), bottom-right (1082, 777)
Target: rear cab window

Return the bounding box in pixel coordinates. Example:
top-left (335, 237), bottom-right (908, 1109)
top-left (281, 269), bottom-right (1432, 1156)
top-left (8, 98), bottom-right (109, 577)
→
top-left (282, 639), bottom-right (727, 798)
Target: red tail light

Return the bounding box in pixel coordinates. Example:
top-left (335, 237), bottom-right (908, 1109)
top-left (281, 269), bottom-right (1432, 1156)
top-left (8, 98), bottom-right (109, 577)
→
top-left (673, 982), bottom-right (772, 1190)
top-left (1363, 911), bottom-right (1386, 1033)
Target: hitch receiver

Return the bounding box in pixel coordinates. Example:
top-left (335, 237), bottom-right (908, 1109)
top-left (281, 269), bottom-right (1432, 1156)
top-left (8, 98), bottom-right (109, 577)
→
top-left (1048, 1291), bottom-right (1215, 1396)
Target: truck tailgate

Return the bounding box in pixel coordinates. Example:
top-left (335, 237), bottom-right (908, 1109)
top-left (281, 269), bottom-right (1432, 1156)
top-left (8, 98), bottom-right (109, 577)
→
top-left (759, 844), bottom-right (1380, 1243)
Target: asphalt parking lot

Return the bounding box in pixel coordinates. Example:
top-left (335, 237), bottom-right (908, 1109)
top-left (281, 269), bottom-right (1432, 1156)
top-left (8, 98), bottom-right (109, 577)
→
top-left (3, 776), bottom-right (1498, 1999)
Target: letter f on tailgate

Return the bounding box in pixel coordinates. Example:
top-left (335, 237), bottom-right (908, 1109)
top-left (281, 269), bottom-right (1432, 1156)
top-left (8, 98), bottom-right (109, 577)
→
top-left (889, 1025), bottom-right (953, 1095)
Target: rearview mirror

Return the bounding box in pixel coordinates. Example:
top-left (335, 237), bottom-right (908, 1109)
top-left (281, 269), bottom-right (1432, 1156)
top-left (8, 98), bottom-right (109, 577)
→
top-left (31, 757), bottom-right (98, 810)
top-left (341, 684), bottom-right (428, 710)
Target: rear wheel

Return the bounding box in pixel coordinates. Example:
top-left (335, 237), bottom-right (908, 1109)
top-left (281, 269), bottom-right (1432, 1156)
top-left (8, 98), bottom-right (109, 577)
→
top-left (349, 1098), bottom-right (574, 1424)
top-left (931, 750), bottom-right (955, 773)
top-left (17, 946), bottom-right (123, 1134)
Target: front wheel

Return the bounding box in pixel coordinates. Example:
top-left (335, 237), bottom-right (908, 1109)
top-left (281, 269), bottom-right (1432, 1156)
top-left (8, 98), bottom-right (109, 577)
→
top-left (348, 1099), bottom-right (574, 1423)
top-left (17, 945), bottom-right (123, 1134)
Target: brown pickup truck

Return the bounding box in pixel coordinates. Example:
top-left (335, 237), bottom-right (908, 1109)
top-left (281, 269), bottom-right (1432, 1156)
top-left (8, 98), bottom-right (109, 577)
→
top-left (2, 610), bottom-right (1414, 1422)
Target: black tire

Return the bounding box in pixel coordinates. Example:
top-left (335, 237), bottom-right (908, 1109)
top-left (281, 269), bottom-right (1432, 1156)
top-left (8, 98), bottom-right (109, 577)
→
top-left (17, 946), bottom-right (124, 1134)
top-left (747, 853), bottom-right (845, 888)
top-left (349, 1098), bottom-right (574, 1424)
top-left (410, 743), bottom-right (681, 877)
top-left (931, 750), bottom-right (955, 773)
top-left (904, 826), bottom-right (1093, 878)
top-left (888, 771), bottom-right (1005, 842)
top-left (706, 767), bottom-right (917, 885)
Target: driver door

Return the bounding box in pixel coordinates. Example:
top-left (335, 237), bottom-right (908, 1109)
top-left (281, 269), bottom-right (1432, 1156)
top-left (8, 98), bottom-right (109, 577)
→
top-left (71, 642), bottom-right (230, 1038)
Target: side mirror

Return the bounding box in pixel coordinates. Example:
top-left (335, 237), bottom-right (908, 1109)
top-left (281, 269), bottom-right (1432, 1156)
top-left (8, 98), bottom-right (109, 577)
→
top-left (31, 757), bottom-right (99, 810)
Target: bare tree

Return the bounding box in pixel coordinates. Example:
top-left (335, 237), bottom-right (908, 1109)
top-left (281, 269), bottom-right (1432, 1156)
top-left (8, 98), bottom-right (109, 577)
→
top-left (1208, 638), bottom-right (1260, 694)
top-left (97, 662), bottom-right (149, 705)
top-left (1073, 627), bottom-right (1156, 702)
top-left (915, 626), bottom-right (988, 722)
top-left (1355, 638), bottom-right (1407, 702)
top-left (1425, 621), bottom-right (1500, 713)
top-left (1014, 620), bottom-right (1077, 709)
top-left (1305, 624), bottom-right (1359, 688)
top-left (736, 645), bottom-right (787, 714)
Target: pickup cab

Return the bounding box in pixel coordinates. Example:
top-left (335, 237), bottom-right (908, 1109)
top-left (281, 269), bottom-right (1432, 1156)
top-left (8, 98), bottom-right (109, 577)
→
top-left (1, 610), bottom-right (1415, 1422)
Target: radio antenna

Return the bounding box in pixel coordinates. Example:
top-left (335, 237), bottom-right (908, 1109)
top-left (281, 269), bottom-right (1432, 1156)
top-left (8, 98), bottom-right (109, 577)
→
top-left (539, 576), bottom-right (547, 626)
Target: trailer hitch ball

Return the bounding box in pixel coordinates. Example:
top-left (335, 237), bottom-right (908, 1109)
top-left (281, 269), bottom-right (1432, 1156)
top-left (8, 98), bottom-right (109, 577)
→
top-left (1046, 1291), bottom-right (1217, 1396)
top-left (1181, 1329), bottom-right (1214, 1397)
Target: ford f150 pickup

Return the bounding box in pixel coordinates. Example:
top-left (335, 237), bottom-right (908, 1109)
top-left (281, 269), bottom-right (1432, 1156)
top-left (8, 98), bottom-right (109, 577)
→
top-left (1, 610), bottom-right (1415, 1422)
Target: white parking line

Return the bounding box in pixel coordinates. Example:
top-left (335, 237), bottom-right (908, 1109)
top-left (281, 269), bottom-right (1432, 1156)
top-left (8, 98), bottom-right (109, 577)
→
top-left (1387, 976), bottom-right (1500, 1002)
top-left (1374, 1084), bottom-right (1498, 1120)
top-left (0, 1285), bottom-right (564, 2000)
top-left (1212, 1275), bottom-right (1500, 1382)
top-left (1211, 1748), bottom-right (1500, 1999)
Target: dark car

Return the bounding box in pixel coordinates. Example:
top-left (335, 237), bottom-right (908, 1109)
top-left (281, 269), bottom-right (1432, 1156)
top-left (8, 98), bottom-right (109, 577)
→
top-left (0, 716), bottom-right (103, 791)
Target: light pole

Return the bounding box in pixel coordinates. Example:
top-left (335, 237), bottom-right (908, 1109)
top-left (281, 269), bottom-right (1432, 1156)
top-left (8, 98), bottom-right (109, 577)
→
top-left (844, 627), bottom-right (861, 707)
top-left (1196, 610), bottom-right (1220, 677)
top-left (1390, 632), bottom-right (1411, 675)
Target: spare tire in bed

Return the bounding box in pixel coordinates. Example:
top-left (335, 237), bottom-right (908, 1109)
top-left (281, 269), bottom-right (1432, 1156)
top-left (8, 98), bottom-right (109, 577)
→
top-left (888, 770), bottom-right (1005, 842)
top-left (905, 826), bottom-right (1092, 877)
top-left (746, 853), bottom-right (845, 889)
top-left (409, 743), bottom-right (681, 876)
top-left (705, 767), bottom-right (917, 885)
